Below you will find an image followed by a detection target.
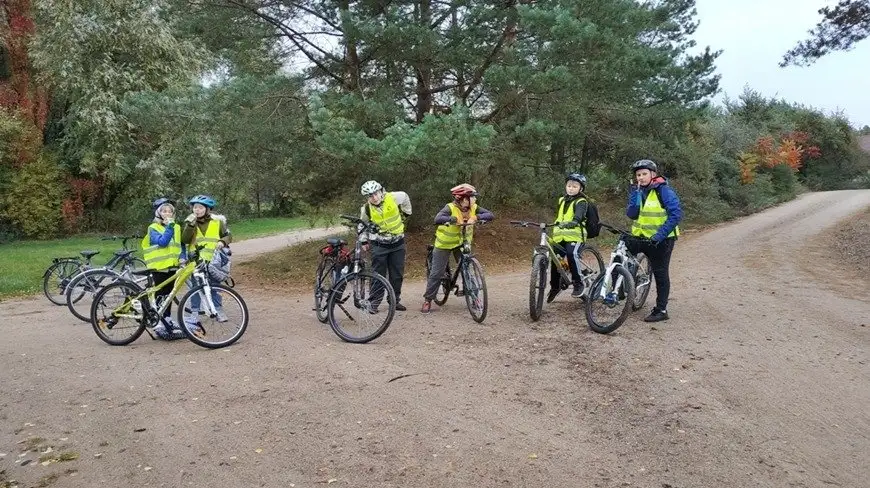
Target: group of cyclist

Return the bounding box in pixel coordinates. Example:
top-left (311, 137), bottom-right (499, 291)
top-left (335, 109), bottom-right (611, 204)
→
top-left (357, 158), bottom-right (682, 322)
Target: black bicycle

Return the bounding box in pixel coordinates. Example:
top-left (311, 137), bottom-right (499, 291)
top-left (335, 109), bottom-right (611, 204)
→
top-left (425, 222), bottom-right (488, 323)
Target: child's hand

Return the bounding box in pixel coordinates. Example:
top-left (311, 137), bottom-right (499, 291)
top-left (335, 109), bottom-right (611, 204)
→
top-left (465, 215), bottom-right (478, 225)
top-left (185, 213), bottom-right (197, 224)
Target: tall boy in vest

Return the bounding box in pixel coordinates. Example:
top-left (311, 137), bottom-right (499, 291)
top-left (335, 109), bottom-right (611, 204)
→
top-left (421, 184), bottom-right (494, 314)
top-left (626, 159), bottom-right (683, 322)
top-left (142, 198), bottom-right (184, 339)
top-left (182, 195), bottom-right (232, 330)
top-left (548, 173), bottom-right (590, 302)
top-left (358, 180), bottom-right (412, 312)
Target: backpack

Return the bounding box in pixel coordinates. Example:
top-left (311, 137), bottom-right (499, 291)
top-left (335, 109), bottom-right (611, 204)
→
top-left (579, 194), bottom-right (601, 239)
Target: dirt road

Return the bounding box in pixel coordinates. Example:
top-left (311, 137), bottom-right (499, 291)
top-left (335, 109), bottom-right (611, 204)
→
top-left (2, 191), bottom-right (868, 488)
top-left (231, 227), bottom-right (342, 263)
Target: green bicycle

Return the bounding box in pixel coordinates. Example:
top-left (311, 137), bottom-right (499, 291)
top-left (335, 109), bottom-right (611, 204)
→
top-left (511, 220), bottom-right (604, 321)
top-left (89, 246), bottom-right (248, 349)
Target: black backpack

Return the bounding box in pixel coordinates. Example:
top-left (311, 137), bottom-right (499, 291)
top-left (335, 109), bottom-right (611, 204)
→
top-left (580, 194), bottom-right (601, 239)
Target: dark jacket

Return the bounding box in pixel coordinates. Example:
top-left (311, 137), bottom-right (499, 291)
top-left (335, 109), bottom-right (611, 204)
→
top-left (626, 177), bottom-right (683, 242)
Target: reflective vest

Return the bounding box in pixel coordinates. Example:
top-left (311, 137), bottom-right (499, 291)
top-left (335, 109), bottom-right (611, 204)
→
top-left (194, 219), bottom-right (222, 261)
top-left (141, 223), bottom-right (182, 271)
top-left (552, 197), bottom-right (585, 243)
top-left (434, 203), bottom-right (477, 250)
top-left (368, 193), bottom-right (405, 236)
top-left (631, 188), bottom-right (680, 239)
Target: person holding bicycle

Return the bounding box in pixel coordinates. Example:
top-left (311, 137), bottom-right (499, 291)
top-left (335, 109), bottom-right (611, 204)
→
top-left (181, 195), bottom-right (232, 326)
top-left (547, 173), bottom-right (590, 302)
top-left (358, 180), bottom-right (412, 312)
top-left (626, 159), bottom-right (682, 322)
top-left (421, 184), bottom-right (494, 314)
top-left (142, 197), bottom-right (184, 339)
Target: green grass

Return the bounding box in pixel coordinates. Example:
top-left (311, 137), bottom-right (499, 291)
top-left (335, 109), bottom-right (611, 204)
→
top-left (0, 216), bottom-right (318, 300)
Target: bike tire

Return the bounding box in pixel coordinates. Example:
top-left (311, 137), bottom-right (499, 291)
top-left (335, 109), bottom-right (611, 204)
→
top-left (314, 256), bottom-right (336, 323)
top-left (631, 254), bottom-right (652, 311)
top-left (43, 260), bottom-right (83, 305)
top-left (426, 251), bottom-right (450, 306)
top-left (585, 265), bottom-right (635, 334)
top-left (463, 258), bottom-right (488, 323)
top-left (327, 271), bottom-right (395, 344)
top-left (529, 254), bottom-right (547, 322)
top-left (66, 268), bottom-right (121, 322)
top-left (177, 283), bottom-right (249, 349)
top-left (90, 281), bottom-right (147, 346)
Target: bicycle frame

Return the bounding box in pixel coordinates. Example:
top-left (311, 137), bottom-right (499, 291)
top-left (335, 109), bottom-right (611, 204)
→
top-left (441, 224), bottom-right (477, 292)
top-left (113, 260), bottom-right (211, 324)
top-left (534, 224), bottom-right (573, 285)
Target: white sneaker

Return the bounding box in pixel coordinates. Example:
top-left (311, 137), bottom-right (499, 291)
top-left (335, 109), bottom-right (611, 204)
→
top-left (152, 324), bottom-right (170, 340)
top-left (215, 310), bottom-right (229, 323)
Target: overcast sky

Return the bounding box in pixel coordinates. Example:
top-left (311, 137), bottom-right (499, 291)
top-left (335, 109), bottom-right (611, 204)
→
top-left (692, 0), bottom-right (870, 128)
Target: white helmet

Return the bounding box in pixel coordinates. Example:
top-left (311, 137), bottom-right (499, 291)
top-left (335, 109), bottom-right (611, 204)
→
top-left (360, 180), bottom-right (383, 196)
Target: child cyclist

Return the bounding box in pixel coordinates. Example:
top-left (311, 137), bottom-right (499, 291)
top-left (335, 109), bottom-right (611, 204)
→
top-left (421, 184), bottom-right (494, 314)
top-left (142, 198), bottom-right (185, 340)
top-left (547, 173), bottom-right (590, 302)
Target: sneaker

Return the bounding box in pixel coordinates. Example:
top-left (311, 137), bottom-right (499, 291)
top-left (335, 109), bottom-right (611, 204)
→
top-left (367, 305), bottom-right (379, 315)
top-left (395, 303), bottom-right (407, 312)
top-left (421, 301), bottom-right (432, 314)
top-left (644, 307), bottom-right (669, 322)
top-left (215, 310), bottom-right (229, 323)
top-left (455, 289), bottom-right (465, 297)
top-left (153, 324), bottom-right (170, 340)
top-left (571, 282), bottom-right (584, 298)
top-left (185, 320), bottom-right (205, 338)
top-left (546, 288), bottom-right (560, 303)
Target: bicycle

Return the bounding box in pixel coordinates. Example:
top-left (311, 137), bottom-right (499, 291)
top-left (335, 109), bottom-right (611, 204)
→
top-left (585, 223), bottom-right (653, 334)
top-left (89, 245), bottom-right (248, 349)
top-left (424, 222), bottom-right (488, 323)
top-left (510, 220), bottom-right (605, 322)
top-left (64, 236), bottom-right (148, 322)
top-left (322, 215), bottom-right (397, 343)
top-left (314, 236), bottom-right (352, 324)
top-left (41, 236), bottom-right (146, 305)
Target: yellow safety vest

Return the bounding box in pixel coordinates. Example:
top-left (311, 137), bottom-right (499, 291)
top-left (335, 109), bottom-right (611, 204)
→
top-left (434, 203), bottom-right (477, 250)
top-left (141, 223), bottom-right (182, 271)
top-left (194, 219), bottom-right (222, 261)
top-left (368, 193), bottom-right (405, 235)
top-left (631, 188), bottom-right (680, 239)
top-left (552, 197), bottom-right (585, 243)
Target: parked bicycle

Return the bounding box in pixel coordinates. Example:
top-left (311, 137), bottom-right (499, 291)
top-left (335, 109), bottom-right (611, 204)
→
top-left (314, 237), bottom-right (352, 324)
top-left (510, 220), bottom-right (604, 321)
top-left (319, 215), bottom-right (397, 343)
top-left (424, 222), bottom-right (488, 323)
top-left (42, 236), bottom-right (145, 306)
top-left (585, 223), bottom-right (652, 334)
top-left (89, 245), bottom-right (248, 349)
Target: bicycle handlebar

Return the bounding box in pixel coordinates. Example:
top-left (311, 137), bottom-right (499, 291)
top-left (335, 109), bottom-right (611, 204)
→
top-left (101, 235), bottom-right (142, 250)
top-left (510, 220), bottom-right (558, 229)
top-left (339, 214), bottom-right (391, 236)
top-left (599, 223), bottom-right (653, 243)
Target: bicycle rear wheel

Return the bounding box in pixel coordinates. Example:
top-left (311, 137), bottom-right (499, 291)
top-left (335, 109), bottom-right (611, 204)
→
top-left (529, 254), bottom-right (547, 321)
top-left (178, 283), bottom-right (249, 349)
top-left (66, 269), bottom-right (121, 322)
top-left (314, 256), bottom-right (336, 323)
top-left (585, 265), bottom-right (635, 334)
top-left (43, 260), bottom-right (83, 305)
top-left (90, 281), bottom-right (147, 346)
top-left (463, 258), bottom-right (488, 323)
top-left (631, 254), bottom-right (652, 311)
top-left (327, 271), bottom-right (395, 343)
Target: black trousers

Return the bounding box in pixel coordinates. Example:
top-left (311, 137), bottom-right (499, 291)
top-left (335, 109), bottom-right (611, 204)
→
top-left (370, 240), bottom-right (406, 303)
top-left (625, 237), bottom-right (676, 311)
top-left (150, 270), bottom-right (176, 318)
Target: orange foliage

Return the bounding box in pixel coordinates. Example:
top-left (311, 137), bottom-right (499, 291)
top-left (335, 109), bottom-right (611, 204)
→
top-left (739, 132), bottom-right (822, 184)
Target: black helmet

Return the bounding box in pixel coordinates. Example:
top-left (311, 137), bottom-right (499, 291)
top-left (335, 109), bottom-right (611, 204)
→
top-left (152, 197), bottom-right (174, 210)
top-left (566, 172), bottom-right (587, 189)
top-left (631, 159), bottom-right (658, 173)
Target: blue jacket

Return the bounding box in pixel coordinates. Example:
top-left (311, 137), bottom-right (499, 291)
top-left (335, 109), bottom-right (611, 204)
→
top-left (149, 223), bottom-right (187, 262)
top-left (626, 177), bottom-right (683, 242)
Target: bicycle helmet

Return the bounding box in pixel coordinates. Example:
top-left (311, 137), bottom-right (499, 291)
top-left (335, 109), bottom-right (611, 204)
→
top-left (631, 159), bottom-right (658, 173)
top-left (189, 194), bottom-right (216, 209)
top-left (451, 183), bottom-right (478, 200)
top-left (152, 197), bottom-right (174, 210)
top-left (360, 180), bottom-right (383, 196)
top-left (565, 173), bottom-right (587, 189)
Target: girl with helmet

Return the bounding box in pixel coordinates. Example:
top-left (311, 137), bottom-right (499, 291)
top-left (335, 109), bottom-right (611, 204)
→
top-left (142, 197), bottom-right (185, 339)
top-left (421, 184), bottom-right (494, 314)
top-left (181, 195), bottom-right (233, 330)
top-left (547, 173), bottom-right (591, 302)
top-left (358, 180), bottom-right (413, 312)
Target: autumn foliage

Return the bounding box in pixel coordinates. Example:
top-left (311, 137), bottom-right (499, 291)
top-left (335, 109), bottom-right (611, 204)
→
top-left (738, 131), bottom-right (822, 184)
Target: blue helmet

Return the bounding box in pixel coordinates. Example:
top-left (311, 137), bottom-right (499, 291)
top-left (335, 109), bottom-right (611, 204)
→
top-left (631, 159), bottom-right (658, 173)
top-left (566, 172), bottom-right (587, 190)
top-left (152, 197), bottom-right (174, 210)
top-left (189, 195), bottom-right (216, 209)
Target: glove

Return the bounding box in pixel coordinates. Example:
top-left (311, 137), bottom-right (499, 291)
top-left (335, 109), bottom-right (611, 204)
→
top-left (650, 237), bottom-right (663, 247)
top-left (448, 216), bottom-right (458, 224)
top-left (184, 213), bottom-right (197, 224)
top-left (163, 218), bottom-right (175, 227)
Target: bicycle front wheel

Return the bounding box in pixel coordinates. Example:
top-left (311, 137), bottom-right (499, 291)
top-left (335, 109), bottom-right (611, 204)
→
top-left (585, 265), bottom-right (635, 334)
top-left (178, 283), bottom-right (249, 349)
top-left (90, 281), bottom-right (147, 346)
top-left (327, 271), bottom-right (395, 343)
top-left (314, 256), bottom-right (336, 323)
top-left (43, 260), bottom-right (82, 305)
top-left (463, 258), bottom-right (488, 323)
top-left (529, 254), bottom-right (547, 321)
top-left (67, 269), bottom-right (121, 322)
